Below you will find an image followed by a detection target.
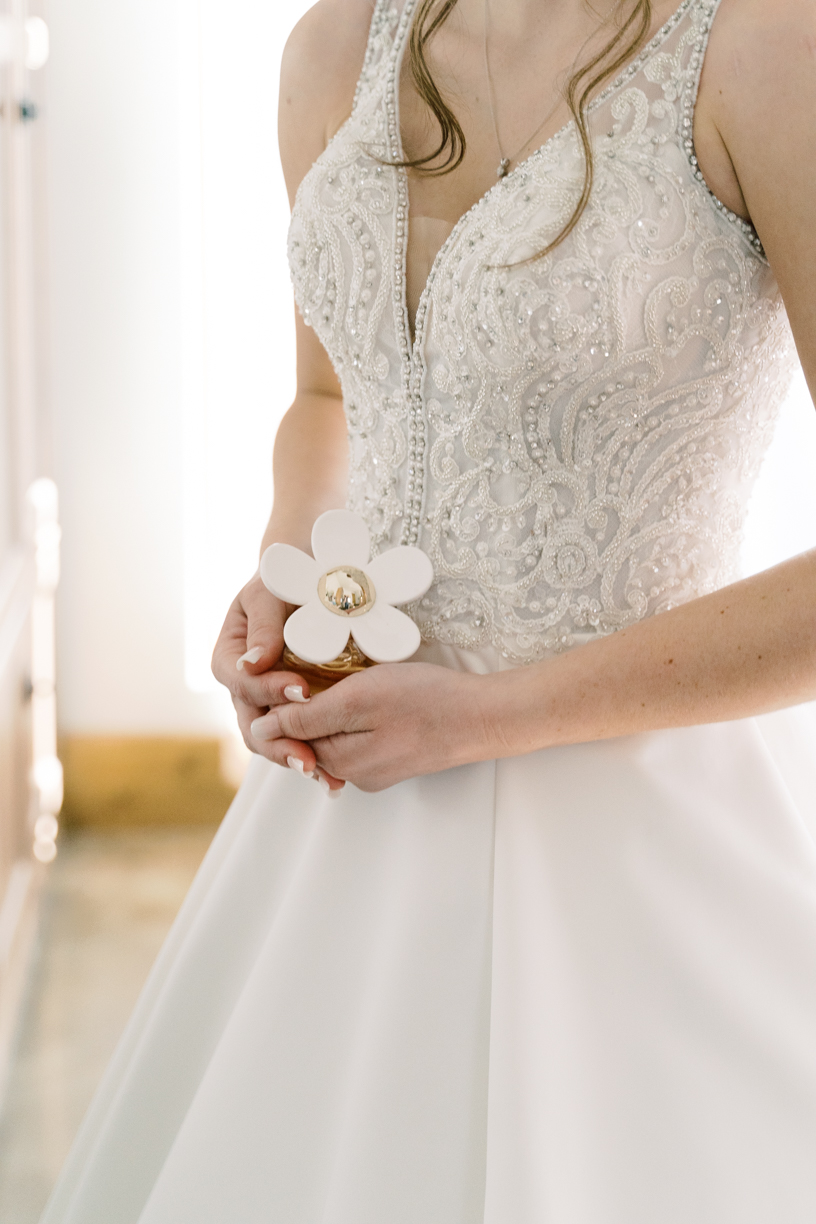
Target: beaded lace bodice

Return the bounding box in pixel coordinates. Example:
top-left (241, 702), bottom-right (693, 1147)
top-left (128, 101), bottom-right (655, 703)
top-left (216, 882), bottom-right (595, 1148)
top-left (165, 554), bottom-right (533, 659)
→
top-left (288, 0), bottom-right (795, 663)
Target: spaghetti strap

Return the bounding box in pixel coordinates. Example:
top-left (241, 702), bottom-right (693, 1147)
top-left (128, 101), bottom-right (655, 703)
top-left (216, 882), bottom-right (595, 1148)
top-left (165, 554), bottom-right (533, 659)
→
top-left (351, 0), bottom-right (405, 116)
top-left (680, 0), bottom-right (763, 253)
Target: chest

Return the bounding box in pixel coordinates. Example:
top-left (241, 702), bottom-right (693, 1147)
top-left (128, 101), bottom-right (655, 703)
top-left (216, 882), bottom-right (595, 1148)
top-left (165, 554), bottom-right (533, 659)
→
top-left (289, 0), bottom-right (768, 412)
top-left (397, 0), bottom-right (733, 228)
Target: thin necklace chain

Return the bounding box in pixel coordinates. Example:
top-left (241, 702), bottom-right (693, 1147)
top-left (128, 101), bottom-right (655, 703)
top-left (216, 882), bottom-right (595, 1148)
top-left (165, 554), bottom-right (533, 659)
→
top-left (483, 0), bottom-right (617, 179)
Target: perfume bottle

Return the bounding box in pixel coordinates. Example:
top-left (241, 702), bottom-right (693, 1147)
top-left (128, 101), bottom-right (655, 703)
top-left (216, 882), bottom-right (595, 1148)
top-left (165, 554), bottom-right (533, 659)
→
top-left (261, 510), bottom-right (433, 692)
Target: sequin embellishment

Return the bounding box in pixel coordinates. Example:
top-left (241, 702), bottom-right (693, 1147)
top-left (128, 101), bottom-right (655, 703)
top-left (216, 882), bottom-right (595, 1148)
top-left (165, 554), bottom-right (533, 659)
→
top-left (288, 0), bottom-right (794, 663)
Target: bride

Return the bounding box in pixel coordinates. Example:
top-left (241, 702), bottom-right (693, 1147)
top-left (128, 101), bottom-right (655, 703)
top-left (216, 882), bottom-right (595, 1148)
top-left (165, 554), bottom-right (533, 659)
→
top-left (43, 0), bottom-right (816, 1220)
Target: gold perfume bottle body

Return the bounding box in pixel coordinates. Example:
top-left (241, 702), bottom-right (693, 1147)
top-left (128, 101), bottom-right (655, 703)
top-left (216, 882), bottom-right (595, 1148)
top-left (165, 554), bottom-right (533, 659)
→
top-left (281, 644), bottom-right (376, 694)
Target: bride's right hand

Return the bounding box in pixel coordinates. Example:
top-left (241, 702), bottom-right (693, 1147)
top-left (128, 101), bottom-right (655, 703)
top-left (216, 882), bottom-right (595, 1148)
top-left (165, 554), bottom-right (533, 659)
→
top-left (212, 573), bottom-right (343, 788)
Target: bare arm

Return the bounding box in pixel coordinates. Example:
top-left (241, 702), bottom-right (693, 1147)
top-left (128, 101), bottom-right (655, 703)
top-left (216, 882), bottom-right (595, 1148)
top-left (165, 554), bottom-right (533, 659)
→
top-left (493, 554), bottom-right (816, 758)
top-left (263, 318), bottom-right (348, 558)
top-left (486, 0), bottom-right (816, 755)
top-left (265, 0), bottom-right (376, 555)
top-left (694, 0), bottom-right (816, 395)
top-left (258, 545), bottom-right (816, 792)
top-left (211, 0), bottom-right (373, 784)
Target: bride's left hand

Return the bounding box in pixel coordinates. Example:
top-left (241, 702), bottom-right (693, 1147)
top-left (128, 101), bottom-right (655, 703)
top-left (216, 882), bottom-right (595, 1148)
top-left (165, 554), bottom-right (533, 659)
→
top-left (248, 662), bottom-right (497, 792)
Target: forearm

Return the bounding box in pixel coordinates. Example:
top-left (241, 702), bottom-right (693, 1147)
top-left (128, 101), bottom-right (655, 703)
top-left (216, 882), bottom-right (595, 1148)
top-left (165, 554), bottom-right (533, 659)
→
top-left (261, 390), bottom-right (348, 556)
top-left (491, 549), bottom-right (816, 757)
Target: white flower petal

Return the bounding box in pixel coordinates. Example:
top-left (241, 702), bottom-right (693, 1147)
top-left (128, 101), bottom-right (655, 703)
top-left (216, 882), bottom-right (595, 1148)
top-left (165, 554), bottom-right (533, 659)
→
top-left (350, 602), bottom-right (420, 663)
top-left (284, 601), bottom-right (351, 665)
top-left (366, 546), bottom-right (434, 606)
top-left (260, 544), bottom-right (320, 605)
top-left (311, 509), bottom-right (370, 569)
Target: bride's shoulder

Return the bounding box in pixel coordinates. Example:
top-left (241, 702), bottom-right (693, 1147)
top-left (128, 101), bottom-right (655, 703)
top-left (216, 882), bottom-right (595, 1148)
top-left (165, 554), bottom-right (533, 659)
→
top-left (698, 0), bottom-right (816, 152)
top-left (703, 0), bottom-right (815, 79)
top-left (279, 0), bottom-right (376, 202)
top-left (697, 0), bottom-right (816, 367)
top-left (282, 0), bottom-right (376, 79)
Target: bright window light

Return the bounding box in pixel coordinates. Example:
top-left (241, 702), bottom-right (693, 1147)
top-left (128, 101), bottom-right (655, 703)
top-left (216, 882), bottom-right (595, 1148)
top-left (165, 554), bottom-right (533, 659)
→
top-left (25, 16), bottom-right (49, 70)
top-left (179, 1), bottom-right (314, 692)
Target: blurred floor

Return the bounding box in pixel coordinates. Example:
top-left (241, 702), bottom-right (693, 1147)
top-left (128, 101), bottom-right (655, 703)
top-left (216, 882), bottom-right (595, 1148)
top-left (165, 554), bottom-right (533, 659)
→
top-left (0, 826), bottom-right (216, 1224)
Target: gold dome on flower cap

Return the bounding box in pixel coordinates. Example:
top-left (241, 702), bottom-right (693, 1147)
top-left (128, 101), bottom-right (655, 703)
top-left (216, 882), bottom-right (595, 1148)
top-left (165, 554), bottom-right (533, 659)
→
top-left (318, 566), bottom-right (375, 617)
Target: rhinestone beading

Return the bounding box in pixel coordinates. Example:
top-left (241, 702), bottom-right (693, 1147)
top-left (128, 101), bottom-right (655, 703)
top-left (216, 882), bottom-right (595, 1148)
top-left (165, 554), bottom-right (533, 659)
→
top-left (288, 0), bottom-right (794, 663)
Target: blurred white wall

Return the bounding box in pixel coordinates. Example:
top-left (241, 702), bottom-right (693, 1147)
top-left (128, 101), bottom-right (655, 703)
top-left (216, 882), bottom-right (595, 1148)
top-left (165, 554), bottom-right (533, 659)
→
top-left (48, 0), bottom-right (311, 734)
top-left (44, 0), bottom-right (816, 736)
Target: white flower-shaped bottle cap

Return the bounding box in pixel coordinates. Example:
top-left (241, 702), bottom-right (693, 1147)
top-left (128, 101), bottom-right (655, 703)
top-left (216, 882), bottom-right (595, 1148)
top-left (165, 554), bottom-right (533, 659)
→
top-left (260, 510), bottom-right (433, 665)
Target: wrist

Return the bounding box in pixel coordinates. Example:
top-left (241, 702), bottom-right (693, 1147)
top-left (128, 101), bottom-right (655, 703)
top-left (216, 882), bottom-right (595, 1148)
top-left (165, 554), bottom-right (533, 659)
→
top-left (455, 670), bottom-right (523, 763)
top-left (475, 662), bottom-right (557, 760)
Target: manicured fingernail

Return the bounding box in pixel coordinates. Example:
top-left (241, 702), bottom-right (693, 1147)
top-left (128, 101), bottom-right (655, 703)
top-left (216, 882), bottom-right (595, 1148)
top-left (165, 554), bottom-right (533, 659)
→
top-left (236, 646), bottom-right (264, 671)
top-left (287, 755), bottom-right (314, 778)
top-left (284, 685), bottom-right (310, 703)
top-left (315, 768), bottom-right (342, 798)
top-left (250, 714), bottom-right (277, 741)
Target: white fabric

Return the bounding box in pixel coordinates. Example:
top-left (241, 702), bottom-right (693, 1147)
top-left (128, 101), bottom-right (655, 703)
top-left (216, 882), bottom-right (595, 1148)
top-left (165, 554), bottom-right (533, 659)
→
top-left (40, 0), bottom-right (816, 1218)
top-left (39, 654), bottom-right (816, 1222)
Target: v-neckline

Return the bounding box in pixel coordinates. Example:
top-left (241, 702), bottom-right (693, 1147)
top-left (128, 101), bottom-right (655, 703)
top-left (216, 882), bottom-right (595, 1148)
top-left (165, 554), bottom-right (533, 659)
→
top-left (390, 0), bottom-right (698, 363)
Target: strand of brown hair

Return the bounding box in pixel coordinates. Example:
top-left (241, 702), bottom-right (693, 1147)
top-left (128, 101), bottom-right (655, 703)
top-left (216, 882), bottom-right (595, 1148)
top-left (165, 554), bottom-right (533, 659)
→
top-left (397, 0), bottom-right (654, 257)
top-left (404, 0), bottom-right (467, 174)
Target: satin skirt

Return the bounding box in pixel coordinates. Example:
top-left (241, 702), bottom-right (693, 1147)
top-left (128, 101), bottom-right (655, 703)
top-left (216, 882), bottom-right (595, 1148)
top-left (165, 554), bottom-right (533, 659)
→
top-left (40, 645), bottom-right (816, 1223)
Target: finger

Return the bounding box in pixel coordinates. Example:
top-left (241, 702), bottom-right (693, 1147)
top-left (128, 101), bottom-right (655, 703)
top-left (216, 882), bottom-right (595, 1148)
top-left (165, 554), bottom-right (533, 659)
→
top-left (235, 645), bottom-right (266, 671)
top-left (241, 577), bottom-right (289, 673)
top-left (290, 731), bottom-right (347, 791)
top-left (238, 704), bottom-right (345, 790)
top-left (250, 682), bottom-right (363, 744)
top-left (239, 688), bottom-right (347, 789)
top-left (235, 668), bottom-right (313, 710)
top-left (212, 595), bottom-right (249, 685)
top-left (252, 715), bottom-right (349, 791)
top-left (235, 699), bottom-right (318, 774)
top-left (214, 577), bottom-right (286, 680)
top-left (309, 737), bottom-right (354, 791)
top-left (313, 766), bottom-right (345, 795)
top-left (261, 738), bottom-right (322, 777)
top-left (232, 685), bottom-right (344, 788)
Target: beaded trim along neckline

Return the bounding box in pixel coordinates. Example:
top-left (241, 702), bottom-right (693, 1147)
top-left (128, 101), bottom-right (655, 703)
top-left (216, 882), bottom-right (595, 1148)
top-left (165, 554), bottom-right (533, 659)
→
top-left (382, 0), bottom-right (763, 547)
top-left (287, 0), bottom-right (790, 662)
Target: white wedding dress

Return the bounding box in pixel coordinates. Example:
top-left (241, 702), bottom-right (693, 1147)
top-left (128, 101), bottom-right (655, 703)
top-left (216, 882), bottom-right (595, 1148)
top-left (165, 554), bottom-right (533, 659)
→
top-left (42, 1), bottom-right (816, 1221)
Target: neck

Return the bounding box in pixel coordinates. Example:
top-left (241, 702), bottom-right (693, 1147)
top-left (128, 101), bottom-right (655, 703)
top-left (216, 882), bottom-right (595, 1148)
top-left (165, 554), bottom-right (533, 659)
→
top-left (459, 0), bottom-right (617, 39)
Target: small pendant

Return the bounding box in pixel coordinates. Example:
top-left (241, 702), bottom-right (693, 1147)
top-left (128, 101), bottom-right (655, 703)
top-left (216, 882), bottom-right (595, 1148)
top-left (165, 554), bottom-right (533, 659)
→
top-left (496, 157), bottom-right (511, 179)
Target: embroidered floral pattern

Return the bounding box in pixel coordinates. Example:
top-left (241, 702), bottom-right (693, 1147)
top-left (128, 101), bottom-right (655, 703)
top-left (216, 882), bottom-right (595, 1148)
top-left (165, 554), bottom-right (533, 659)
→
top-left (288, 0), bottom-right (795, 662)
